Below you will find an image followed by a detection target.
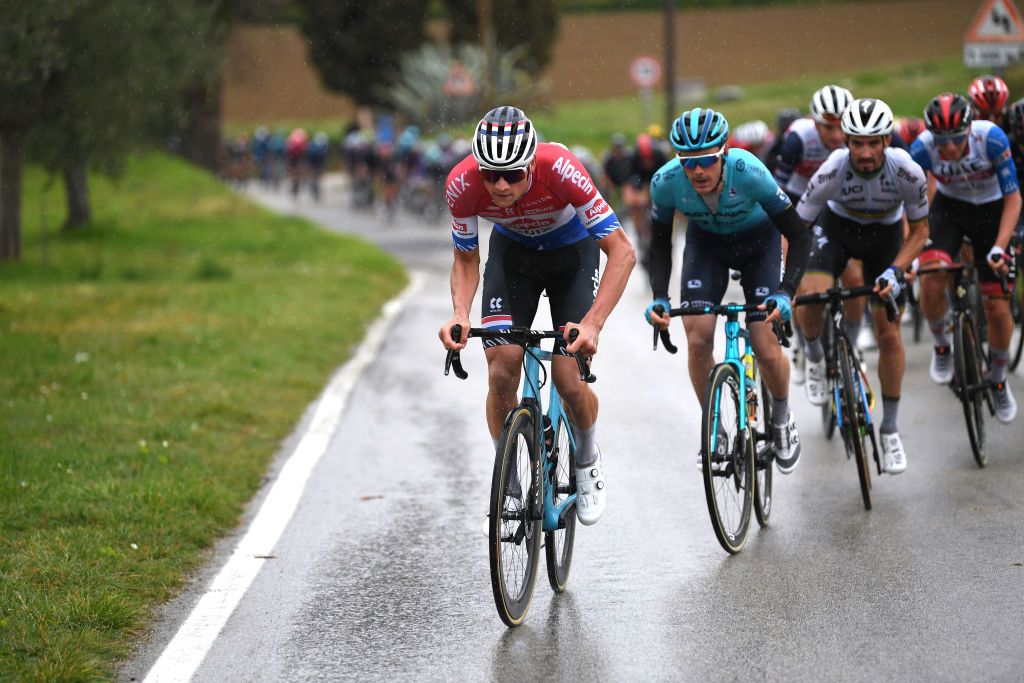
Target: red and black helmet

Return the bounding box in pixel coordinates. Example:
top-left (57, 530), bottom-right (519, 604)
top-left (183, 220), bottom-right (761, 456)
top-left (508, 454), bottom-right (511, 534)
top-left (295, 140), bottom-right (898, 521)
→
top-left (968, 75), bottom-right (1010, 119)
top-left (1008, 97), bottom-right (1024, 137)
top-left (897, 117), bottom-right (927, 145)
top-left (924, 93), bottom-right (973, 135)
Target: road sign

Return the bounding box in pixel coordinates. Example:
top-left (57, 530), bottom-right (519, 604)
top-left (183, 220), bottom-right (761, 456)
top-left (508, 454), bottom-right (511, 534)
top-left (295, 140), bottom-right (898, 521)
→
top-left (964, 0), bottom-right (1024, 67)
top-left (630, 56), bottom-right (662, 89)
top-left (442, 62), bottom-right (475, 97)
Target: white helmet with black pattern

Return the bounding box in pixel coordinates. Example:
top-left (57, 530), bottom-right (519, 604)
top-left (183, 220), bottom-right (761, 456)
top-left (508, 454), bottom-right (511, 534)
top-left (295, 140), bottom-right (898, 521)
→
top-left (842, 98), bottom-right (895, 137)
top-left (810, 85), bottom-right (854, 124)
top-left (472, 105), bottom-right (538, 170)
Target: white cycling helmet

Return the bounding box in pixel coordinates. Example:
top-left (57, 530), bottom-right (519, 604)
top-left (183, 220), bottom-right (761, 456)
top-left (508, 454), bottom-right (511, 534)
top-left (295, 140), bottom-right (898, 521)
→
top-left (472, 105), bottom-right (538, 170)
top-left (734, 120), bottom-right (771, 146)
top-left (810, 85), bottom-right (854, 123)
top-left (842, 98), bottom-right (895, 137)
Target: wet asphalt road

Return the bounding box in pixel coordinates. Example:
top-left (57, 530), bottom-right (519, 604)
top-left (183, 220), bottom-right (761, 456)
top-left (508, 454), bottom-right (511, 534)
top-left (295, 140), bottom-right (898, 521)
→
top-left (124, 178), bottom-right (1024, 682)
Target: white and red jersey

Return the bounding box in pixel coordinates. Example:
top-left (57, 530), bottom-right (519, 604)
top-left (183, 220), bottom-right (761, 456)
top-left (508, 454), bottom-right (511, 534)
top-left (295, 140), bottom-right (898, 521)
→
top-left (445, 142), bottom-right (621, 251)
top-left (773, 117), bottom-right (834, 197)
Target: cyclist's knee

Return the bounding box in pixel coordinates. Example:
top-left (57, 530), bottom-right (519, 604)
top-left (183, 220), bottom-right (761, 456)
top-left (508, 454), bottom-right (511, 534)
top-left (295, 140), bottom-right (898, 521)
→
top-left (875, 321), bottom-right (902, 353)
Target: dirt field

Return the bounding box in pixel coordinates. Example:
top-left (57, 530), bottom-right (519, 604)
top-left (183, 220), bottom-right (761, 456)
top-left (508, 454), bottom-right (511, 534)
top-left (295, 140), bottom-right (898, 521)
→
top-left (223, 0), bottom-right (981, 123)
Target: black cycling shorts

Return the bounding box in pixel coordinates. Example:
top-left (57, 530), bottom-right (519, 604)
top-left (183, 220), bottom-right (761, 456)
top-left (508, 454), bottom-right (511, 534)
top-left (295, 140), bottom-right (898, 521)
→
top-left (807, 208), bottom-right (906, 306)
top-left (480, 230), bottom-right (600, 356)
top-left (922, 192), bottom-right (1008, 287)
top-left (679, 222), bottom-right (781, 323)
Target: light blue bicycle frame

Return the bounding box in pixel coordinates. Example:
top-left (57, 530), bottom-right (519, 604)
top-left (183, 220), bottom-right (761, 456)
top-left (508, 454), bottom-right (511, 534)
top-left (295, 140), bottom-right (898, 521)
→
top-left (709, 305), bottom-right (755, 442)
top-left (521, 343), bottom-right (578, 532)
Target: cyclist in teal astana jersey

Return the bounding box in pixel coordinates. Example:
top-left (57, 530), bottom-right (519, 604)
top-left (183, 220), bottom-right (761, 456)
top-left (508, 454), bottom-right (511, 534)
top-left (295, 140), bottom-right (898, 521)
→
top-left (645, 108), bottom-right (813, 474)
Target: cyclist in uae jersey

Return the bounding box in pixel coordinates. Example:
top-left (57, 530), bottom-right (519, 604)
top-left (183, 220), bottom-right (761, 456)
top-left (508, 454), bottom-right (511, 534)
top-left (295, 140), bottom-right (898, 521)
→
top-left (795, 98), bottom-right (929, 474)
top-left (440, 106), bottom-right (636, 526)
top-left (911, 93), bottom-right (1021, 423)
top-left (644, 107), bottom-right (812, 475)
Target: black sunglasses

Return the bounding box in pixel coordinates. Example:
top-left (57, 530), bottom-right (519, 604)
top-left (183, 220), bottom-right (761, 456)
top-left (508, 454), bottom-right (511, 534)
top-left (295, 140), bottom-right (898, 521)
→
top-left (480, 167), bottom-right (529, 184)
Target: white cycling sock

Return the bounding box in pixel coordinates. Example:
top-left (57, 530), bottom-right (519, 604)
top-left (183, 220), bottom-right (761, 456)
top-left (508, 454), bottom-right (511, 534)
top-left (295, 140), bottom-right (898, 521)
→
top-left (575, 424), bottom-right (598, 467)
top-left (928, 313), bottom-right (951, 348)
top-left (805, 336), bottom-right (825, 363)
top-left (990, 347), bottom-right (1010, 383)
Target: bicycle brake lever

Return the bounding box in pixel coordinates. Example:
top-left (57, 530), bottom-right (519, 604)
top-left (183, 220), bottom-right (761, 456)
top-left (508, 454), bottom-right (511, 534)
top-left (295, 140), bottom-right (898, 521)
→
top-left (567, 328), bottom-right (597, 383)
top-left (444, 324), bottom-right (469, 379)
top-left (884, 293), bottom-right (899, 324)
top-left (659, 328), bottom-right (678, 354)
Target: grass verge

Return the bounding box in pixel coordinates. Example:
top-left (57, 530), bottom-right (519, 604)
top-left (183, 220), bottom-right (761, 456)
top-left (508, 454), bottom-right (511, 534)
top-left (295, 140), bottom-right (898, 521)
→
top-left (0, 154), bottom-right (406, 680)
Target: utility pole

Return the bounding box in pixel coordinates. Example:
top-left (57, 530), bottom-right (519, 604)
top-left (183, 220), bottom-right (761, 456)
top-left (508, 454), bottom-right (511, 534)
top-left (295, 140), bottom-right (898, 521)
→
top-left (664, 0), bottom-right (677, 133)
top-left (480, 0), bottom-right (496, 111)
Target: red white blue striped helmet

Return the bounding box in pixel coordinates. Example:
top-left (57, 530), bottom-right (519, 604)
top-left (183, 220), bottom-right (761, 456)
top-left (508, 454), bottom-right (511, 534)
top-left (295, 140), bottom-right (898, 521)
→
top-left (472, 106), bottom-right (538, 170)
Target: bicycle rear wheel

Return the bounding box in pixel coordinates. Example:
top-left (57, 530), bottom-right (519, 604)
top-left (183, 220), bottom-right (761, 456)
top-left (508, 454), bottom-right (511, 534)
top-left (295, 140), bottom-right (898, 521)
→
top-left (1011, 279), bottom-right (1024, 370)
top-left (489, 406), bottom-right (542, 627)
top-left (838, 337), bottom-right (872, 510)
top-left (953, 314), bottom-right (988, 468)
top-left (544, 411), bottom-right (577, 593)
top-left (701, 364), bottom-right (753, 553)
top-left (752, 360), bottom-right (774, 527)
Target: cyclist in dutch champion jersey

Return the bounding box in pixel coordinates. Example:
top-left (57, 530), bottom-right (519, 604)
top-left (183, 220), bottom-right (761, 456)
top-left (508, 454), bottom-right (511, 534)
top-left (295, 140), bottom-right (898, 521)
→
top-left (795, 98), bottom-right (930, 474)
top-left (911, 93), bottom-right (1021, 423)
top-left (439, 106), bottom-right (636, 525)
top-left (644, 108), bottom-right (813, 474)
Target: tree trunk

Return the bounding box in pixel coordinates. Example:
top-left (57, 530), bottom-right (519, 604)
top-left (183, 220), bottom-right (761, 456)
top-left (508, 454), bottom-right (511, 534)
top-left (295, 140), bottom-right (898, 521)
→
top-left (0, 130), bottom-right (24, 262)
top-left (178, 75), bottom-right (223, 174)
top-left (63, 158), bottom-right (91, 230)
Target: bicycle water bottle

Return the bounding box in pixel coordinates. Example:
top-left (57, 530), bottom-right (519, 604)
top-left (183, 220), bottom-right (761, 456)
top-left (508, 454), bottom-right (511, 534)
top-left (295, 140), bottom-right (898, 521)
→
top-left (542, 415), bottom-right (554, 455)
top-left (742, 353), bottom-right (758, 422)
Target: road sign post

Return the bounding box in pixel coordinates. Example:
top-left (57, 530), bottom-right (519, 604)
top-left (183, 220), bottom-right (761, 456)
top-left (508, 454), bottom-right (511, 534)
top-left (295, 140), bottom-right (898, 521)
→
top-left (963, 0), bottom-right (1024, 68)
top-left (630, 56), bottom-right (662, 128)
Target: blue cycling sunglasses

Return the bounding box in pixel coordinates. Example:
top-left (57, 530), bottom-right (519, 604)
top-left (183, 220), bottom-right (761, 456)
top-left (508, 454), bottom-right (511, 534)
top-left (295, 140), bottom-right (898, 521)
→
top-left (934, 131), bottom-right (968, 146)
top-left (677, 147), bottom-right (726, 169)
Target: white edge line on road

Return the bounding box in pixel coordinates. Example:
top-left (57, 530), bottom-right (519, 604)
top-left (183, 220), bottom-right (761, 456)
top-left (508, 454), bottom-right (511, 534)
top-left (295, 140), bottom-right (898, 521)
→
top-left (144, 271), bottom-right (425, 683)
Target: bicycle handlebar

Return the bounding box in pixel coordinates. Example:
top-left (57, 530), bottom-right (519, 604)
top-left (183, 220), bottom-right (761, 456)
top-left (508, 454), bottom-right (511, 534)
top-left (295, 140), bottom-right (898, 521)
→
top-left (444, 325), bottom-right (597, 383)
top-left (916, 261), bottom-right (1011, 295)
top-left (793, 283), bottom-right (899, 323)
top-left (651, 299), bottom-right (791, 353)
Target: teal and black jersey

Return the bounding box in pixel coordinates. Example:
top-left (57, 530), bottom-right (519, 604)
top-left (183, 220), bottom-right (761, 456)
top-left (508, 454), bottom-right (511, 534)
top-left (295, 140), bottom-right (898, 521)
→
top-left (650, 148), bottom-right (792, 234)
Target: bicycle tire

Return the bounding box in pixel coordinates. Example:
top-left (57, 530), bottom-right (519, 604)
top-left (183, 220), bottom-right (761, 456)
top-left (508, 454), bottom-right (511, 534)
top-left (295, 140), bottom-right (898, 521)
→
top-left (489, 406), bottom-right (542, 627)
top-left (838, 337), bottom-right (872, 510)
top-left (544, 411), bottom-right (577, 593)
top-left (701, 364), bottom-right (753, 554)
top-left (1012, 319), bottom-right (1024, 372)
top-left (821, 309), bottom-right (837, 440)
top-left (753, 359), bottom-right (774, 528)
top-left (953, 314), bottom-right (988, 468)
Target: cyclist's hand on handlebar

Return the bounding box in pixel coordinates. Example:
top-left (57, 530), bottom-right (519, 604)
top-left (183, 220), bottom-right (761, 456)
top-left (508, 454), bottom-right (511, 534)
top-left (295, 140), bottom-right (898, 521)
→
top-left (988, 245), bottom-right (1011, 276)
top-left (564, 321), bottom-right (597, 355)
top-left (564, 321), bottom-right (599, 355)
top-left (904, 258), bottom-right (919, 285)
top-left (760, 292), bottom-right (792, 325)
top-left (439, 315), bottom-right (470, 351)
top-left (874, 265), bottom-right (903, 299)
top-left (644, 298), bottom-right (671, 330)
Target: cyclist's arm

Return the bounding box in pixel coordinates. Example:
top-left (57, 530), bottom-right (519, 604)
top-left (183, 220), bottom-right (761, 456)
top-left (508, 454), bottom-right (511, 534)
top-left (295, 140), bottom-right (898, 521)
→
top-left (648, 216), bottom-right (674, 299)
top-left (773, 131), bottom-right (803, 188)
top-left (579, 228), bottom-right (636, 334)
top-left (989, 127), bottom-right (1023, 253)
top-left (769, 206), bottom-right (811, 296)
top-left (441, 247), bottom-right (481, 350)
top-left (909, 138), bottom-right (937, 204)
top-left (892, 217), bottom-right (929, 273)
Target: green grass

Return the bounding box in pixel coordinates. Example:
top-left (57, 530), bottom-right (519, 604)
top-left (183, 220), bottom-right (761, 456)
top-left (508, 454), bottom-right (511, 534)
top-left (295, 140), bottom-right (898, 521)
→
top-left (0, 154), bottom-right (406, 680)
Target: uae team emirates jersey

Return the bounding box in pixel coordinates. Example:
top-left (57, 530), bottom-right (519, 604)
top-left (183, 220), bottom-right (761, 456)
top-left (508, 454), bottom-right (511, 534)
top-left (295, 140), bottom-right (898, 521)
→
top-left (445, 143), bottom-right (621, 251)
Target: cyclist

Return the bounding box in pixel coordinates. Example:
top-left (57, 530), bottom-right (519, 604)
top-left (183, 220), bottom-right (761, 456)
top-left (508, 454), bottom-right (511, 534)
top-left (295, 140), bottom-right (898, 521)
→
top-left (601, 133), bottom-right (632, 207)
top-left (731, 120), bottom-right (775, 165)
top-left (439, 106), bottom-right (636, 525)
top-left (794, 98), bottom-right (929, 474)
top-left (645, 108), bottom-right (812, 474)
top-left (766, 107), bottom-right (801, 175)
top-left (912, 93), bottom-right (1021, 423)
top-left (897, 117), bottom-right (927, 147)
top-left (775, 86), bottom-right (855, 384)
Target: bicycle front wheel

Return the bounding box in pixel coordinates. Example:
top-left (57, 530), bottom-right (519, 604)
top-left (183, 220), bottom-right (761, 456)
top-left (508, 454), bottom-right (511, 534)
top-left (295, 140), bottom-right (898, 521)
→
top-left (752, 359), bottom-right (774, 527)
top-left (954, 314), bottom-right (988, 468)
top-left (489, 406), bottom-right (542, 627)
top-left (838, 337), bottom-right (872, 510)
top-left (701, 364), bottom-right (753, 553)
top-left (821, 307), bottom-right (837, 440)
top-left (544, 410), bottom-right (576, 593)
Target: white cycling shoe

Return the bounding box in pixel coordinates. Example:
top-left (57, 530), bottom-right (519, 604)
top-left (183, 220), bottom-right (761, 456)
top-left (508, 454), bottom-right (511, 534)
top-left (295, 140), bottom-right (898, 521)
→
top-left (880, 432), bottom-right (907, 474)
top-left (805, 359), bottom-right (828, 406)
top-left (575, 448), bottom-right (606, 526)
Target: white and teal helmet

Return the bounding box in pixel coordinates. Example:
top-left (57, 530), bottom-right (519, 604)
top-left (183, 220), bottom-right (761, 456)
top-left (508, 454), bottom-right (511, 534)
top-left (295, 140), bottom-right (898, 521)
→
top-left (670, 108), bottom-right (729, 152)
top-left (472, 105), bottom-right (538, 170)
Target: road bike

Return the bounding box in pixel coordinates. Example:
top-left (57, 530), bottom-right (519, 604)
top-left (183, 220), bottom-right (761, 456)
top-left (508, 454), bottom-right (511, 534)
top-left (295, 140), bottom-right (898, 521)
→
top-left (444, 325), bottom-right (594, 627)
top-left (794, 285), bottom-right (897, 509)
top-left (652, 301), bottom-right (787, 553)
top-left (915, 263), bottom-right (1010, 468)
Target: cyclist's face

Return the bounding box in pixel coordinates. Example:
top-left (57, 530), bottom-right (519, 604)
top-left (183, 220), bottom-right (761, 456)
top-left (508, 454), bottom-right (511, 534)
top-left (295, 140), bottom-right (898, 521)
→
top-left (817, 121), bottom-right (845, 150)
top-left (481, 159), bottom-right (535, 207)
top-left (679, 145), bottom-right (724, 194)
top-left (847, 135), bottom-right (887, 173)
top-left (936, 135), bottom-right (969, 161)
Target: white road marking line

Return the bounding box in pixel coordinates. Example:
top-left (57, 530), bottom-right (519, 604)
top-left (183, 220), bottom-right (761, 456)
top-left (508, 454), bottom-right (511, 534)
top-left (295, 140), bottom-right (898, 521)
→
top-left (144, 272), bottom-right (424, 683)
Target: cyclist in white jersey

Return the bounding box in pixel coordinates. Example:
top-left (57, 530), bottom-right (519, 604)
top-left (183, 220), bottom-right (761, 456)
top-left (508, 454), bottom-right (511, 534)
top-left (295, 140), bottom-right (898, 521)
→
top-left (911, 93), bottom-right (1021, 423)
top-left (795, 99), bottom-right (929, 473)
